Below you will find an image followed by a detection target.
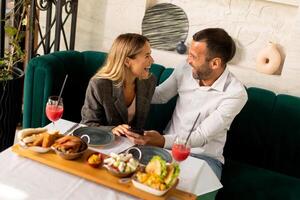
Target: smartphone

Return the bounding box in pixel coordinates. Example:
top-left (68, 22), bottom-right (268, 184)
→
top-left (128, 127), bottom-right (144, 135)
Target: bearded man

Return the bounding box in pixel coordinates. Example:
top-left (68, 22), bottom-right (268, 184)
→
top-left (125, 28), bottom-right (248, 180)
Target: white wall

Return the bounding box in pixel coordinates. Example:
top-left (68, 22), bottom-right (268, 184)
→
top-left (76, 0), bottom-right (147, 52)
top-left (75, 0), bottom-right (300, 97)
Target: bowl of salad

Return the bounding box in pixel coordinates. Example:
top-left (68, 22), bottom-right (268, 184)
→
top-left (103, 152), bottom-right (140, 178)
top-left (131, 156), bottom-right (180, 196)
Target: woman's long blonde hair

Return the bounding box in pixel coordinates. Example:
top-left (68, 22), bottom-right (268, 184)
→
top-left (94, 33), bottom-right (149, 86)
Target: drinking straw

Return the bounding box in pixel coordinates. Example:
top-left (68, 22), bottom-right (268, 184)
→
top-left (185, 111), bottom-right (201, 146)
top-left (57, 74), bottom-right (68, 106)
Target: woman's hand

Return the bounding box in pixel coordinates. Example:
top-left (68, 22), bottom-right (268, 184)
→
top-left (111, 124), bottom-right (130, 136)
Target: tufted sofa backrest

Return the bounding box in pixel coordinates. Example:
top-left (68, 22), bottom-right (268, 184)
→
top-left (224, 87), bottom-right (300, 178)
top-left (23, 51), bottom-right (103, 128)
top-left (23, 51), bottom-right (175, 129)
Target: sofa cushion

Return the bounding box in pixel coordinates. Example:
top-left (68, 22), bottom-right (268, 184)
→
top-left (266, 94), bottom-right (300, 178)
top-left (150, 63), bottom-right (165, 85)
top-left (224, 88), bottom-right (276, 168)
top-left (217, 160), bottom-right (300, 200)
top-left (24, 52), bottom-right (82, 127)
top-left (50, 51), bottom-right (89, 123)
top-left (23, 51), bottom-right (106, 127)
top-left (82, 51), bottom-right (107, 74)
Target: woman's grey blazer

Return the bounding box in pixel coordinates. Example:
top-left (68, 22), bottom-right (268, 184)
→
top-left (81, 75), bottom-right (156, 131)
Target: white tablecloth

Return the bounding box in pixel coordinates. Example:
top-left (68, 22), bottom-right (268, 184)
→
top-left (0, 119), bottom-right (222, 200)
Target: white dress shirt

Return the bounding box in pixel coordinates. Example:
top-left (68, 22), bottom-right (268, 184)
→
top-left (152, 62), bottom-right (248, 163)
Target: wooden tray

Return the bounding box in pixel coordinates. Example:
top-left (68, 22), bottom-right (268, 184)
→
top-left (12, 144), bottom-right (196, 200)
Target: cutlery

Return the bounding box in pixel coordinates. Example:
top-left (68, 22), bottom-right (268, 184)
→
top-left (64, 123), bottom-right (80, 135)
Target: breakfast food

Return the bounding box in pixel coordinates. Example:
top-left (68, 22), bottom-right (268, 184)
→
top-left (42, 132), bottom-right (59, 148)
top-left (52, 135), bottom-right (85, 154)
top-left (87, 153), bottom-right (102, 168)
top-left (51, 135), bottom-right (87, 160)
top-left (18, 128), bottom-right (61, 148)
top-left (103, 152), bottom-right (139, 175)
top-left (135, 156), bottom-right (180, 191)
top-left (18, 127), bottom-right (47, 141)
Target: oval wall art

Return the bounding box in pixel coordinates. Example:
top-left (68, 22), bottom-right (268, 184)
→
top-left (142, 3), bottom-right (189, 51)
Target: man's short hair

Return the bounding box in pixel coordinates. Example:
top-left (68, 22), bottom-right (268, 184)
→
top-left (193, 28), bottom-right (236, 65)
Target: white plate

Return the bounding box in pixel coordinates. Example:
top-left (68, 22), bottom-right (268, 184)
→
top-left (19, 141), bottom-right (51, 153)
top-left (131, 178), bottom-right (177, 196)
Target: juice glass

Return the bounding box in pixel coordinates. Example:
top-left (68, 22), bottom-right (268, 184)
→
top-left (45, 96), bottom-right (64, 130)
top-left (171, 136), bottom-right (191, 162)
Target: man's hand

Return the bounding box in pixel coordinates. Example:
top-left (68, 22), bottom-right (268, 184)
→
top-left (144, 130), bottom-right (165, 147)
top-left (111, 124), bottom-right (130, 136)
top-left (124, 130), bottom-right (165, 147)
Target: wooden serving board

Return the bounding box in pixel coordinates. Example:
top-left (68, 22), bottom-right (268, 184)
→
top-left (12, 145), bottom-right (196, 200)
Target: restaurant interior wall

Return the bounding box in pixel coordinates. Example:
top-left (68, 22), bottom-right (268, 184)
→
top-left (38, 0), bottom-right (300, 97)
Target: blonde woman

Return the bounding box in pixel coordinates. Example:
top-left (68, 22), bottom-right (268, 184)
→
top-left (81, 33), bottom-right (156, 136)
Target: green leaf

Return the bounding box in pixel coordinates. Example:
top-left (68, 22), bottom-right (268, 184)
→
top-left (1, 0), bottom-right (27, 80)
top-left (4, 26), bottom-right (18, 37)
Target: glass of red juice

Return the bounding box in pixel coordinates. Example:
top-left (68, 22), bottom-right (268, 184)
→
top-left (172, 136), bottom-right (191, 162)
top-left (45, 96), bottom-right (64, 130)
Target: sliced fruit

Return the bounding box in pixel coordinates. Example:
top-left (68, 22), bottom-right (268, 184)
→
top-left (87, 153), bottom-right (102, 168)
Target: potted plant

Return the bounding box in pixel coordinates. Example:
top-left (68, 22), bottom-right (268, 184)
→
top-left (0, 0), bottom-right (28, 151)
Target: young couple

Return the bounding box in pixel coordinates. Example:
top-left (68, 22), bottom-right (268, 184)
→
top-left (81, 28), bottom-right (248, 180)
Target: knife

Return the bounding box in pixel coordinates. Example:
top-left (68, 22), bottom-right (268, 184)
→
top-left (64, 123), bottom-right (80, 135)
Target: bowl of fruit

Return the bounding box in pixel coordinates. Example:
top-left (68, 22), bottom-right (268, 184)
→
top-left (103, 152), bottom-right (140, 178)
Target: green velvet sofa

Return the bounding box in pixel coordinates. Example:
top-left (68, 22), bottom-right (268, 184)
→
top-left (23, 50), bottom-right (172, 129)
top-left (23, 51), bottom-right (300, 200)
top-left (217, 87), bottom-right (300, 200)
top-left (22, 50), bottom-right (214, 199)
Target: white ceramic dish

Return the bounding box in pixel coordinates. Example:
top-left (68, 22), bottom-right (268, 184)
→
top-left (19, 141), bottom-right (51, 153)
top-left (131, 175), bottom-right (178, 196)
top-left (131, 179), bottom-right (173, 196)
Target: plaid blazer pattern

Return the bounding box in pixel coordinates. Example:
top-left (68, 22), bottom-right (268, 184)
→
top-left (81, 75), bottom-right (156, 131)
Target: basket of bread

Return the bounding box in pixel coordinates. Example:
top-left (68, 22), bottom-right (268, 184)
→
top-left (18, 128), bottom-right (87, 160)
top-left (18, 128), bottom-right (62, 153)
top-left (132, 155), bottom-right (180, 196)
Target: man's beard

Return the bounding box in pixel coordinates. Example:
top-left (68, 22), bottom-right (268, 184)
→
top-left (192, 64), bottom-right (212, 81)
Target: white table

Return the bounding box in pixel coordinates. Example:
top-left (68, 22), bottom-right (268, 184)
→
top-left (0, 119), bottom-right (222, 200)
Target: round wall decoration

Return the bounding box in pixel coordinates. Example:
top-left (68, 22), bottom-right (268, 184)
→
top-left (142, 3), bottom-right (189, 51)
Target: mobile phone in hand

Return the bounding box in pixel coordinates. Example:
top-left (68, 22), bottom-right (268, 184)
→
top-left (128, 127), bottom-right (144, 135)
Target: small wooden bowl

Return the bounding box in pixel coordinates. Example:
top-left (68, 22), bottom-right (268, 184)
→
top-left (103, 164), bottom-right (137, 178)
top-left (87, 152), bottom-right (103, 168)
top-left (52, 140), bottom-right (88, 160)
